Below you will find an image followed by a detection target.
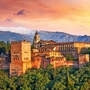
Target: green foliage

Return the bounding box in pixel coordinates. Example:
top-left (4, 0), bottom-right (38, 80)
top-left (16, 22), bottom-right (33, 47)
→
top-left (66, 53), bottom-right (76, 60)
top-left (46, 64), bottom-right (53, 70)
top-left (6, 41), bottom-right (10, 54)
top-left (31, 43), bottom-right (34, 49)
top-left (0, 63), bottom-right (90, 90)
top-left (82, 48), bottom-right (90, 55)
top-left (0, 41), bottom-right (10, 54)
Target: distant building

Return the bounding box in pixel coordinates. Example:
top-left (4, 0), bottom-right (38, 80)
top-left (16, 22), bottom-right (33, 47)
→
top-left (45, 57), bottom-right (66, 68)
top-left (32, 32), bottom-right (90, 68)
top-left (33, 31), bottom-right (56, 48)
top-left (55, 42), bottom-right (90, 59)
top-left (10, 40), bottom-right (31, 76)
top-left (31, 45), bottom-right (66, 68)
top-left (0, 54), bottom-right (10, 70)
top-left (33, 32), bottom-right (90, 59)
top-left (79, 54), bottom-right (89, 68)
top-left (33, 31), bottom-right (40, 48)
top-left (37, 42), bottom-right (90, 59)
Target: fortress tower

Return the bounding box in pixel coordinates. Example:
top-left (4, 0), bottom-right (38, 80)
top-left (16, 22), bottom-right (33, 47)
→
top-left (33, 31), bottom-right (40, 48)
top-left (10, 40), bottom-right (31, 76)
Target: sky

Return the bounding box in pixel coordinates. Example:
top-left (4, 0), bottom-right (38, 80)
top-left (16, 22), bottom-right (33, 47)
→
top-left (0, 0), bottom-right (90, 35)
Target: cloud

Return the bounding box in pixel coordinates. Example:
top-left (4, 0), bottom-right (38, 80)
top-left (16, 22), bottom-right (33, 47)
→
top-left (14, 9), bottom-right (25, 16)
top-left (5, 18), bottom-right (12, 22)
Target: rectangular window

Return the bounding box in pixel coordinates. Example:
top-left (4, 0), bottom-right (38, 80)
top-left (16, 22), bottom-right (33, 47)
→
top-left (24, 57), bottom-right (29, 60)
top-left (24, 52), bottom-right (28, 53)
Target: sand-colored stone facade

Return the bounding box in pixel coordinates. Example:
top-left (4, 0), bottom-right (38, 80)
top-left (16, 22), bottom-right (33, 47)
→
top-left (33, 32), bottom-right (90, 60)
top-left (9, 40), bottom-right (90, 76)
top-left (37, 42), bottom-right (90, 59)
top-left (32, 32), bottom-right (90, 69)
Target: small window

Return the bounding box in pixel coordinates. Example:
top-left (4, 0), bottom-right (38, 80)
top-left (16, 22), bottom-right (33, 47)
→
top-left (24, 52), bottom-right (28, 53)
top-left (24, 57), bottom-right (29, 60)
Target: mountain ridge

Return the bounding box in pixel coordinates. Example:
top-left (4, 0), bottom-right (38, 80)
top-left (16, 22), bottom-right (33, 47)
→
top-left (0, 26), bottom-right (90, 43)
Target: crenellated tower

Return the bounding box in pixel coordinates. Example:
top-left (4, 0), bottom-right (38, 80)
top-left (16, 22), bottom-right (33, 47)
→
top-left (10, 40), bottom-right (31, 76)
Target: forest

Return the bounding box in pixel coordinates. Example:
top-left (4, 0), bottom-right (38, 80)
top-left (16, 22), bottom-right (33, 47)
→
top-left (0, 63), bottom-right (90, 90)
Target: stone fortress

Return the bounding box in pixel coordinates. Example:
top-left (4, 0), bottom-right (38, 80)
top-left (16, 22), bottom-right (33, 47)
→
top-left (10, 41), bottom-right (31, 76)
top-left (0, 31), bottom-right (90, 76)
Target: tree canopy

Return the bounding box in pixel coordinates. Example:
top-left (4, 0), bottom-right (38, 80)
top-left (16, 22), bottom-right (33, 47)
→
top-left (0, 63), bottom-right (90, 90)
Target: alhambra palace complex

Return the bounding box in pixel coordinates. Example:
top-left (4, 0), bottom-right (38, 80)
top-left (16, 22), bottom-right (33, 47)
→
top-left (0, 31), bottom-right (90, 76)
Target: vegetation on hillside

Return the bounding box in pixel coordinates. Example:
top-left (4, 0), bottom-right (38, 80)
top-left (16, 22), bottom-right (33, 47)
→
top-left (0, 63), bottom-right (90, 90)
top-left (0, 41), bottom-right (10, 54)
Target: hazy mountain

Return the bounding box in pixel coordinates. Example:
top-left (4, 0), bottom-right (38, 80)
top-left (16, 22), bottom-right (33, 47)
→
top-left (0, 31), bottom-right (31, 42)
top-left (0, 26), bottom-right (34, 42)
top-left (0, 26), bottom-right (35, 34)
top-left (37, 31), bottom-right (90, 42)
top-left (0, 26), bottom-right (90, 43)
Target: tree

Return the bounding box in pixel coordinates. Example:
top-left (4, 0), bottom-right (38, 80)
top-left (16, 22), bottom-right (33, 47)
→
top-left (66, 72), bottom-right (75, 90)
top-left (0, 41), bottom-right (10, 54)
top-left (52, 81), bottom-right (66, 90)
top-left (66, 53), bottom-right (75, 60)
top-left (6, 41), bottom-right (10, 54)
top-left (31, 43), bottom-right (34, 49)
top-left (46, 64), bottom-right (53, 70)
top-left (0, 47), bottom-right (6, 54)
